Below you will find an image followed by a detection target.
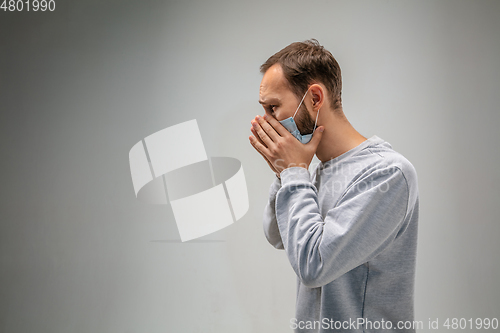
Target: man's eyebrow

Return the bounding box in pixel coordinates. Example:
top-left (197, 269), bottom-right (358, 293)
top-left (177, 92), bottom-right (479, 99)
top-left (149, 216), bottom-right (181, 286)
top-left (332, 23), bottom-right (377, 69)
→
top-left (259, 98), bottom-right (280, 105)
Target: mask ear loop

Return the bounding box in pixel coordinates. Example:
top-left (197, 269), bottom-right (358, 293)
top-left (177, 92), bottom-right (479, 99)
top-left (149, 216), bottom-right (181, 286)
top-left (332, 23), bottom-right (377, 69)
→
top-left (293, 89), bottom-right (310, 119)
top-left (312, 106), bottom-right (320, 132)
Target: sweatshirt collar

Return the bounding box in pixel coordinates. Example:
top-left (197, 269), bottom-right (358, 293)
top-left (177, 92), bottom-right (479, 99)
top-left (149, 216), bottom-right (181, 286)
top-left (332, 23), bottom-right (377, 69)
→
top-left (318, 135), bottom-right (385, 170)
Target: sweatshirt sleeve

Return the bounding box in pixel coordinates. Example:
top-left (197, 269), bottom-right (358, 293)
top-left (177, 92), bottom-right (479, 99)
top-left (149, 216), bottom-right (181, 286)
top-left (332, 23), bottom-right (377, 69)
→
top-left (275, 166), bottom-right (409, 288)
top-left (262, 176), bottom-right (285, 250)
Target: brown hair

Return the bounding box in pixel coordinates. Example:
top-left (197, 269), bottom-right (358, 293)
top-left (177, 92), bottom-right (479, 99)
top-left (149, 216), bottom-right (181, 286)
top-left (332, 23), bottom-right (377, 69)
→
top-left (260, 38), bottom-right (342, 111)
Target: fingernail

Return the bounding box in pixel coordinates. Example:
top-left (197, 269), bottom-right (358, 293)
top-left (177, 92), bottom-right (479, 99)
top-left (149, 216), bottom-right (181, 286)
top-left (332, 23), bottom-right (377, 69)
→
top-left (319, 127), bottom-right (324, 132)
top-left (263, 114), bottom-right (268, 120)
top-left (256, 115), bottom-right (261, 120)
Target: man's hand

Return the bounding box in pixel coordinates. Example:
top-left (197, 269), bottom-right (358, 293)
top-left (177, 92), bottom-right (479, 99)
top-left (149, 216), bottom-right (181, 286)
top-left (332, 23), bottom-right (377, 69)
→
top-left (248, 114), bottom-right (324, 176)
top-left (249, 120), bottom-right (282, 178)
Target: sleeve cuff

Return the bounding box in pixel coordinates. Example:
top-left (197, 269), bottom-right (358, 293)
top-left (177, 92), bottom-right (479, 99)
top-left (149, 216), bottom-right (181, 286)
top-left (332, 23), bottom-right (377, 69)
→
top-left (269, 175), bottom-right (282, 198)
top-left (279, 167), bottom-right (311, 185)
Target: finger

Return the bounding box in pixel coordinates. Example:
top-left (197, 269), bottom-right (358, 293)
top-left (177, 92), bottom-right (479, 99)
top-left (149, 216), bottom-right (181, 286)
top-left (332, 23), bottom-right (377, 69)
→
top-left (252, 119), bottom-right (274, 148)
top-left (249, 135), bottom-right (280, 174)
top-left (248, 133), bottom-right (271, 158)
top-left (250, 126), bottom-right (268, 148)
top-left (249, 135), bottom-right (278, 173)
top-left (256, 115), bottom-right (281, 142)
top-left (306, 126), bottom-right (324, 148)
top-left (262, 113), bottom-right (290, 137)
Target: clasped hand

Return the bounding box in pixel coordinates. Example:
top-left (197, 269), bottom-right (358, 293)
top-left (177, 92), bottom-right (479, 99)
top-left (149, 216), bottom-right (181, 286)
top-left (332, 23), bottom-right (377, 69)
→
top-left (249, 114), bottom-right (324, 178)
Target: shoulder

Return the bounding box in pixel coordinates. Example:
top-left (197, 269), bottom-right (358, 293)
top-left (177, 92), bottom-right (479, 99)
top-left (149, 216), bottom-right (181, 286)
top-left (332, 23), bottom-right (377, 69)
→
top-left (372, 140), bottom-right (416, 181)
top-left (366, 139), bottom-right (419, 208)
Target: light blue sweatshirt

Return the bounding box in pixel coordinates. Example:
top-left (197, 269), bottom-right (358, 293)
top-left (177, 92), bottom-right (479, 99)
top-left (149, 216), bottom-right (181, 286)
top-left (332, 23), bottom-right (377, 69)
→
top-left (263, 135), bottom-right (419, 332)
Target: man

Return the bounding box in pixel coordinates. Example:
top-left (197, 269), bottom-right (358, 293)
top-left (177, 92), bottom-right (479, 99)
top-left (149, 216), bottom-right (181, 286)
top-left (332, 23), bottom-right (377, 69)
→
top-left (249, 39), bottom-right (419, 333)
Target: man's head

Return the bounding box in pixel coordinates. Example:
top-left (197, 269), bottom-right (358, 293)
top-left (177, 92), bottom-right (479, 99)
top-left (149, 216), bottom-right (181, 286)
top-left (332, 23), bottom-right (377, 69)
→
top-left (258, 39), bottom-right (343, 135)
top-left (254, 39), bottom-right (366, 164)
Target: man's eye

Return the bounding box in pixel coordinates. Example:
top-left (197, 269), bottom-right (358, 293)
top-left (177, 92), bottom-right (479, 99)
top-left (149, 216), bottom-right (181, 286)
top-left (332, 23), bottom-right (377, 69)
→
top-left (264, 105), bottom-right (276, 114)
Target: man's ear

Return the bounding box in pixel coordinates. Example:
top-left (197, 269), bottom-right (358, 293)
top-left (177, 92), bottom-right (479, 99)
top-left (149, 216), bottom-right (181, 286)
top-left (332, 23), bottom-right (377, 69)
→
top-left (309, 84), bottom-right (324, 111)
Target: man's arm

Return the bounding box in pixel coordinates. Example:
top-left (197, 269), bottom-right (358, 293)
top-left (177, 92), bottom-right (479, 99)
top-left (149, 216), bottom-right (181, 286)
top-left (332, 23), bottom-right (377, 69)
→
top-left (263, 176), bottom-right (285, 249)
top-left (275, 165), bottom-right (410, 288)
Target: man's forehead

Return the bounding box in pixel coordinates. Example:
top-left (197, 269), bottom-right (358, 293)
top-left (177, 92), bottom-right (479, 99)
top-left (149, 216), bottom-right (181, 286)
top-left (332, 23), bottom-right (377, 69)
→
top-left (259, 95), bottom-right (281, 105)
top-left (259, 81), bottom-right (284, 104)
top-left (259, 65), bottom-right (288, 103)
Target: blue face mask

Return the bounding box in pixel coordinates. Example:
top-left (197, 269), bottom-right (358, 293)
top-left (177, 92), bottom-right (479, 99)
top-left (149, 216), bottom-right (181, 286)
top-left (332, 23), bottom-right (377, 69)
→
top-left (279, 89), bottom-right (320, 144)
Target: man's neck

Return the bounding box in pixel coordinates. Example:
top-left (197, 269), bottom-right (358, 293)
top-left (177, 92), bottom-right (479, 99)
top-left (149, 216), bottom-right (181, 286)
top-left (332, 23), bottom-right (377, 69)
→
top-left (315, 112), bottom-right (367, 163)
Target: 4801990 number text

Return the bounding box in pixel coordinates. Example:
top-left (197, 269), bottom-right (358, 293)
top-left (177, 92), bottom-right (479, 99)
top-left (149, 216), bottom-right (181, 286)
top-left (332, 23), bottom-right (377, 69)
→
top-left (1, 0), bottom-right (55, 11)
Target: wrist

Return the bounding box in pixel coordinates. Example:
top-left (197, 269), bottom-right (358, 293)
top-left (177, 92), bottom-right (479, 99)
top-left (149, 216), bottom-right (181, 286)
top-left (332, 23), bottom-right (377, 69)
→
top-left (280, 166), bottom-right (310, 185)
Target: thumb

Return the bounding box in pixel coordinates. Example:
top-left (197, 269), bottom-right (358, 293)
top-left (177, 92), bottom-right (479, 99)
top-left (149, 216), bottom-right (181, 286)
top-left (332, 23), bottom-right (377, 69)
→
top-left (307, 126), bottom-right (324, 147)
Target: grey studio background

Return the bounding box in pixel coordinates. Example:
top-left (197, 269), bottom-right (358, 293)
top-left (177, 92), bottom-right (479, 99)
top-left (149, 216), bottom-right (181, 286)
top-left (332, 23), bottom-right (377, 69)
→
top-left (1, 0), bottom-right (499, 332)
